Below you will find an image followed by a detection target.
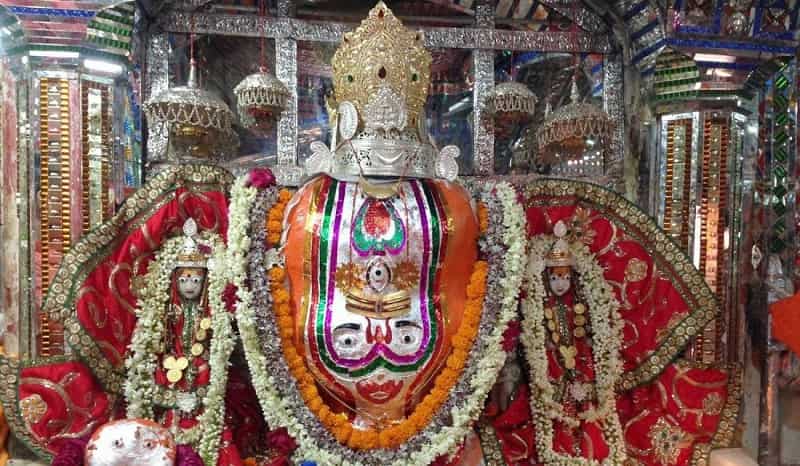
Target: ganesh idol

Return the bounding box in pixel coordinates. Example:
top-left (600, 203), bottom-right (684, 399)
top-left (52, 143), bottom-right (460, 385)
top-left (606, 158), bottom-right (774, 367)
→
top-left (230, 3), bottom-right (525, 465)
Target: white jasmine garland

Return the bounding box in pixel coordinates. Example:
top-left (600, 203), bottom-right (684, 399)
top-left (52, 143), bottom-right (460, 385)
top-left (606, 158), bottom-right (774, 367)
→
top-left (197, 250), bottom-right (237, 466)
top-left (123, 229), bottom-right (230, 462)
top-left (230, 178), bottom-right (526, 466)
top-left (522, 237), bottom-right (626, 466)
top-left (125, 236), bottom-right (184, 421)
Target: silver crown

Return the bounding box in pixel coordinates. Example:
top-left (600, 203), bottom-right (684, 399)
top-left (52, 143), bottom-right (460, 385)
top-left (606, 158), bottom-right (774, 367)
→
top-left (305, 97), bottom-right (461, 181)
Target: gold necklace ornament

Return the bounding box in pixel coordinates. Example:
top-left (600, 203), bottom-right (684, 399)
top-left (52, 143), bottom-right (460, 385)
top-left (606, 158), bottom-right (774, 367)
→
top-left (543, 299), bottom-right (590, 372)
top-left (163, 356), bottom-right (190, 384)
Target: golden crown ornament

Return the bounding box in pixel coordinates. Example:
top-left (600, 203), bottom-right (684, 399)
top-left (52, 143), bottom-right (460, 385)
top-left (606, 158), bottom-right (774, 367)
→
top-left (304, 2), bottom-right (461, 181)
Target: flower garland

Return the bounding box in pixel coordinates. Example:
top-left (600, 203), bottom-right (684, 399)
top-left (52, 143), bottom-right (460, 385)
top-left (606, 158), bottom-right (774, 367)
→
top-left (522, 236), bottom-right (627, 465)
top-left (266, 189), bottom-right (292, 246)
top-left (196, 250), bottom-right (237, 466)
top-left (269, 260), bottom-right (487, 449)
top-left (231, 178), bottom-right (526, 466)
top-left (123, 229), bottom-right (233, 466)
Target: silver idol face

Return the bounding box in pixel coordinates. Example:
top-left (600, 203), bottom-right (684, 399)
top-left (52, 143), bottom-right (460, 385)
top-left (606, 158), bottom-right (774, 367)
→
top-left (85, 419), bottom-right (176, 466)
top-left (176, 268), bottom-right (206, 302)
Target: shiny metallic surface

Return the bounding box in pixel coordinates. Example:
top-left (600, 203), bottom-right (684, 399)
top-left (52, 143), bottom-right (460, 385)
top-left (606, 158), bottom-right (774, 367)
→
top-left (470, 0), bottom-right (494, 176)
top-left (277, 0), bottom-right (293, 17)
top-left (473, 50), bottom-right (494, 176)
top-left (145, 83), bottom-right (234, 132)
top-left (604, 56), bottom-right (624, 190)
top-left (159, 12), bottom-right (611, 52)
top-left (276, 37), bottom-right (298, 167)
top-left (143, 60), bottom-right (236, 164)
top-left (655, 112), bottom-right (696, 245)
top-left (17, 73), bottom-right (32, 359)
top-left (474, 2), bottom-right (494, 28)
top-left (330, 131), bottom-right (439, 180)
top-left (273, 163), bottom-right (305, 186)
top-left (145, 34), bottom-right (170, 168)
top-left (760, 351), bottom-right (781, 466)
top-left (85, 419), bottom-right (176, 466)
top-left (233, 71), bottom-right (290, 131)
top-left (537, 77), bottom-right (614, 179)
top-left (487, 82), bottom-right (537, 119)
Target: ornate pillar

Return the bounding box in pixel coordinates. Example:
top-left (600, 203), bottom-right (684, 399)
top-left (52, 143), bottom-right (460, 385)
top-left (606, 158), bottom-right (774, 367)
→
top-left (472, 0), bottom-right (494, 176)
top-left (16, 65), bottom-right (31, 359)
top-left (274, 0), bottom-right (303, 186)
top-left (144, 33), bottom-right (170, 176)
top-left (758, 58), bottom-right (798, 466)
top-left (0, 64), bottom-right (22, 357)
top-left (603, 55), bottom-right (625, 192)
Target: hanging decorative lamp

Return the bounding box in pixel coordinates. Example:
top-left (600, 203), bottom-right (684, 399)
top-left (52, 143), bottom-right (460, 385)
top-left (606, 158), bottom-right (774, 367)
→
top-left (233, 0), bottom-right (289, 135)
top-left (536, 74), bottom-right (613, 163)
top-left (144, 34), bottom-right (235, 160)
top-left (487, 52), bottom-right (536, 139)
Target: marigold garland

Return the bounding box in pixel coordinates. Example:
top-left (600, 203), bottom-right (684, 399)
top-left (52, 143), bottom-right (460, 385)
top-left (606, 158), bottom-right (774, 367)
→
top-left (266, 189), bottom-right (293, 246)
top-left (231, 178), bottom-right (525, 465)
top-left (477, 202), bottom-right (489, 234)
top-left (261, 186), bottom-right (489, 450)
top-left (268, 260), bottom-right (487, 450)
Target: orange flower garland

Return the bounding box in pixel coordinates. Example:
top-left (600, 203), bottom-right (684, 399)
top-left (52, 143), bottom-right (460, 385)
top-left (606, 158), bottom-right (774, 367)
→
top-left (265, 191), bottom-right (487, 450)
top-left (268, 261), bottom-right (487, 450)
top-left (266, 189), bottom-right (293, 246)
top-left (477, 202), bottom-right (489, 234)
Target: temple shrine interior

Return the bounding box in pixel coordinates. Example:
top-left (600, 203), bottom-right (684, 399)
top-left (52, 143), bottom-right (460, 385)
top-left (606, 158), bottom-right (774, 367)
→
top-left (0, 1), bottom-right (798, 466)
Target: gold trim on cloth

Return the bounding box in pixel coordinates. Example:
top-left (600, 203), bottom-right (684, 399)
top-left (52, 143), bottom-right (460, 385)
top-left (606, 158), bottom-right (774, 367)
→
top-left (689, 363), bottom-right (743, 466)
top-left (0, 355), bottom-right (118, 462)
top-left (516, 178), bottom-right (721, 390)
top-left (476, 422), bottom-right (505, 466)
top-left (41, 165), bottom-right (233, 393)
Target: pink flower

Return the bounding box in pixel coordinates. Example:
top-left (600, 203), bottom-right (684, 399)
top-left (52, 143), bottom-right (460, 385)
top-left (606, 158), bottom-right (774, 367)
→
top-left (198, 244), bottom-right (212, 255)
top-left (176, 444), bottom-right (204, 466)
top-left (502, 320), bottom-right (521, 352)
top-left (266, 427), bottom-right (297, 456)
top-left (222, 283), bottom-right (239, 313)
top-left (52, 437), bottom-right (88, 466)
top-left (247, 168), bottom-right (276, 189)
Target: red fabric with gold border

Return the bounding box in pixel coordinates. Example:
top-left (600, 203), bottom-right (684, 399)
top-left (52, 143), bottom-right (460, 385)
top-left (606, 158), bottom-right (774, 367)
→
top-left (485, 180), bottom-right (741, 466)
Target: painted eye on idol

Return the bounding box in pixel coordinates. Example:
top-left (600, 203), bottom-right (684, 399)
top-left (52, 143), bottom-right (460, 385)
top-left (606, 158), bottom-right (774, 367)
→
top-left (366, 259), bottom-right (391, 293)
top-left (333, 323), bottom-right (363, 358)
top-left (391, 320), bottom-right (422, 355)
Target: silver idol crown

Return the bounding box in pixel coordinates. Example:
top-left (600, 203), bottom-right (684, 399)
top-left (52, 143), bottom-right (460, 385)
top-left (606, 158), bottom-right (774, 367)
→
top-left (303, 3), bottom-right (460, 182)
top-left (304, 86), bottom-right (460, 182)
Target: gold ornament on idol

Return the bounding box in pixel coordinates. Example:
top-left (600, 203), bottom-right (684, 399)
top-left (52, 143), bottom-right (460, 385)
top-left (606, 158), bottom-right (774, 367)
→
top-left (544, 221), bottom-right (589, 372)
top-left (331, 1), bottom-right (431, 130)
top-left (164, 219), bottom-right (212, 385)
